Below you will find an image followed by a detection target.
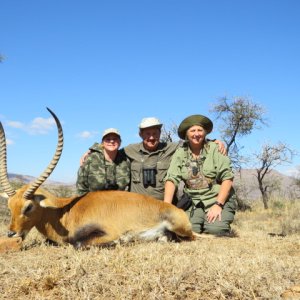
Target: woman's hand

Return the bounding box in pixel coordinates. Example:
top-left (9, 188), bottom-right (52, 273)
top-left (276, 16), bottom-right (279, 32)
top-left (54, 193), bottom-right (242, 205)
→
top-left (206, 204), bottom-right (222, 223)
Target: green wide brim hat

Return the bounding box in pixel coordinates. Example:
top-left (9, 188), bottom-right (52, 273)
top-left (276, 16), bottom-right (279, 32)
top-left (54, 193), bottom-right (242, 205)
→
top-left (177, 114), bottom-right (213, 139)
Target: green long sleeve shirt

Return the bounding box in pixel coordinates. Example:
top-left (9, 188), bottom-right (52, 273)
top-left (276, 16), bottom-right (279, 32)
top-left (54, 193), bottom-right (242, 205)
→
top-left (164, 141), bottom-right (235, 209)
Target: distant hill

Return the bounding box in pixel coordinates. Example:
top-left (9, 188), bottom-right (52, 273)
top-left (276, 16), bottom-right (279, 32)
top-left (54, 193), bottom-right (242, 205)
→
top-left (4, 173), bottom-right (76, 196)
top-left (233, 169), bottom-right (299, 200)
top-left (8, 173), bottom-right (74, 186)
top-left (3, 170), bottom-right (299, 201)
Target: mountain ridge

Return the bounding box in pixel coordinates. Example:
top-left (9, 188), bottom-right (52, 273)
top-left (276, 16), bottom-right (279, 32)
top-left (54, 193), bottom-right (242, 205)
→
top-left (6, 169), bottom-right (298, 201)
top-left (8, 173), bottom-right (73, 186)
top-left (233, 169), bottom-right (298, 200)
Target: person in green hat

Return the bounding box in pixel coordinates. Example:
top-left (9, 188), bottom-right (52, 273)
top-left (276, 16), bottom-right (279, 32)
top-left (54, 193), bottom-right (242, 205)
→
top-left (164, 114), bottom-right (236, 235)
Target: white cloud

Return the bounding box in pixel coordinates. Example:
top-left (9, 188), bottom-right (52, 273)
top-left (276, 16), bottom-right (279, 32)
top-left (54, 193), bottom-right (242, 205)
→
top-left (77, 131), bottom-right (98, 139)
top-left (6, 121), bottom-right (24, 129)
top-left (28, 117), bottom-right (56, 134)
top-left (5, 116), bottom-right (57, 135)
top-left (6, 138), bottom-right (14, 145)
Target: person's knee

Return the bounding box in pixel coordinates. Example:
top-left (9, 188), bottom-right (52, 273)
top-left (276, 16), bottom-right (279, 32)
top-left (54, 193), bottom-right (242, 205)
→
top-left (191, 222), bottom-right (203, 234)
top-left (188, 211), bottom-right (206, 234)
top-left (203, 222), bottom-right (231, 235)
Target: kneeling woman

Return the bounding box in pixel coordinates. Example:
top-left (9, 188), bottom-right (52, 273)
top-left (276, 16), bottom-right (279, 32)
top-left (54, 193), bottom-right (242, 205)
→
top-left (163, 115), bottom-right (236, 235)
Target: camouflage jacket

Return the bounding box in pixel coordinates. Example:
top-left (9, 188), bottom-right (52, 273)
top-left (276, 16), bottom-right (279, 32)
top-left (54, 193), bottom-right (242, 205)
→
top-left (76, 144), bottom-right (131, 195)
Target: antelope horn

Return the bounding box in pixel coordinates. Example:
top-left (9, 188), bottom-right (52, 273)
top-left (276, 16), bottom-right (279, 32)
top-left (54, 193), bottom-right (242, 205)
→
top-left (0, 122), bottom-right (16, 197)
top-left (23, 107), bottom-right (64, 199)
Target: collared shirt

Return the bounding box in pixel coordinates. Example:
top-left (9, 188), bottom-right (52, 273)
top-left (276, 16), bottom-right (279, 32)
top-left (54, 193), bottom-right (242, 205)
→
top-left (124, 142), bottom-right (178, 200)
top-left (164, 141), bottom-right (235, 208)
top-left (76, 144), bottom-right (130, 195)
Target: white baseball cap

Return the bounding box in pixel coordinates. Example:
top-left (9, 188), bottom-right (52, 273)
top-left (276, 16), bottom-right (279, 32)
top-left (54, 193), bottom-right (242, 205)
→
top-left (139, 117), bottom-right (162, 129)
top-left (102, 128), bottom-right (121, 139)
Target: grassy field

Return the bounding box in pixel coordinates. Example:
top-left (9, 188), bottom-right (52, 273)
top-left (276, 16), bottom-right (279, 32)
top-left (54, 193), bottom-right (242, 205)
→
top-left (0, 197), bottom-right (299, 300)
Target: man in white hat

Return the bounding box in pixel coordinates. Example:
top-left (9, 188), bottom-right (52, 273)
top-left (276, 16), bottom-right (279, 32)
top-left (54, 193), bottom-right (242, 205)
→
top-left (124, 117), bottom-right (177, 199)
top-left (80, 117), bottom-right (225, 201)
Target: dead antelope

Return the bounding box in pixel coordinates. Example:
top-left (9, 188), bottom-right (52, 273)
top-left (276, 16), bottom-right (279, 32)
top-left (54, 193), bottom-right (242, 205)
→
top-left (0, 108), bottom-right (195, 248)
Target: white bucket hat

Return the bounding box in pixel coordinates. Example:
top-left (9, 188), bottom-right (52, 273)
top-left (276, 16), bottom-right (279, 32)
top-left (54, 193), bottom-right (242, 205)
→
top-left (102, 128), bottom-right (121, 139)
top-left (139, 117), bottom-right (162, 129)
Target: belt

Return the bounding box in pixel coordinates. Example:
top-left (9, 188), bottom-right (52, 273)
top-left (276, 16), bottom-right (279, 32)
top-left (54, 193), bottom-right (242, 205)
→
top-left (195, 201), bottom-right (205, 209)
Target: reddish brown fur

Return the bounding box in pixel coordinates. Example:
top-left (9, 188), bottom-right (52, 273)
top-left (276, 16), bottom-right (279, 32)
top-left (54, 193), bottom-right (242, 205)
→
top-left (2, 109), bottom-right (194, 248)
top-left (7, 185), bottom-right (195, 247)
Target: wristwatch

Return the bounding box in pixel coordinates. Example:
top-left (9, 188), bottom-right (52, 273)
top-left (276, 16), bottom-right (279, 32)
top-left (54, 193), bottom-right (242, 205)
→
top-left (214, 201), bottom-right (224, 209)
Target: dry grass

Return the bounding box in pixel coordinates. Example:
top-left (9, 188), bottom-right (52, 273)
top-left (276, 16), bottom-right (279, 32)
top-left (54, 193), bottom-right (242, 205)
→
top-left (0, 198), bottom-right (299, 300)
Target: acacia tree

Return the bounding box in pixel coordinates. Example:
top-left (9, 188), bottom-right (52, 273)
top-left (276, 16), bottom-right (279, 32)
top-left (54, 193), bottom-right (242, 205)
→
top-left (252, 142), bottom-right (295, 209)
top-left (292, 166), bottom-right (300, 200)
top-left (294, 166), bottom-right (300, 188)
top-left (209, 96), bottom-right (268, 209)
top-left (210, 96), bottom-right (267, 169)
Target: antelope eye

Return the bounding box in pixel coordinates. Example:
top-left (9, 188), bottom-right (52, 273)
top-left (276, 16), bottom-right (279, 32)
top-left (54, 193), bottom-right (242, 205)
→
top-left (22, 203), bottom-right (34, 215)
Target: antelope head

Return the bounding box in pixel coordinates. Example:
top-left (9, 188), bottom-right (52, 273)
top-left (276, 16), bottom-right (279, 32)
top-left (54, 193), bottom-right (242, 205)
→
top-left (0, 108), bottom-right (64, 239)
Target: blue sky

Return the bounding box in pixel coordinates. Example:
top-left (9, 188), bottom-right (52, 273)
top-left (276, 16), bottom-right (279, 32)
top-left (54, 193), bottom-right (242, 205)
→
top-left (1, 0), bottom-right (299, 183)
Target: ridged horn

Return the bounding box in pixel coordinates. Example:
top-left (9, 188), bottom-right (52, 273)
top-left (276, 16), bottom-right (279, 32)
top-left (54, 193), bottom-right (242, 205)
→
top-left (0, 122), bottom-right (16, 197)
top-left (23, 107), bottom-right (64, 200)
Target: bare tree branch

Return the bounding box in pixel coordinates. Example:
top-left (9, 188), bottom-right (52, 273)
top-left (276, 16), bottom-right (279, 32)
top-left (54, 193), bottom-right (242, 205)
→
top-left (252, 142), bottom-right (296, 209)
top-left (160, 122), bottom-right (178, 143)
top-left (210, 96), bottom-right (267, 170)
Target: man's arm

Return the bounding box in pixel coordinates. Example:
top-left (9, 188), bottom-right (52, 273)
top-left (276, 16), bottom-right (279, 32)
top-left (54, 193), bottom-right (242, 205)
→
top-left (80, 150), bottom-right (91, 166)
top-left (212, 139), bottom-right (227, 155)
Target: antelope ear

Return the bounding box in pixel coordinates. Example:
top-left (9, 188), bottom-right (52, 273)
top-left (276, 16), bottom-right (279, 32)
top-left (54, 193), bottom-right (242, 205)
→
top-left (39, 196), bottom-right (78, 208)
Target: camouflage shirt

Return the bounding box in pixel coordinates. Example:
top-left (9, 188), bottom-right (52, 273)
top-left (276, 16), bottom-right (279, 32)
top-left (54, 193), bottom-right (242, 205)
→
top-left (76, 144), bottom-right (130, 195)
